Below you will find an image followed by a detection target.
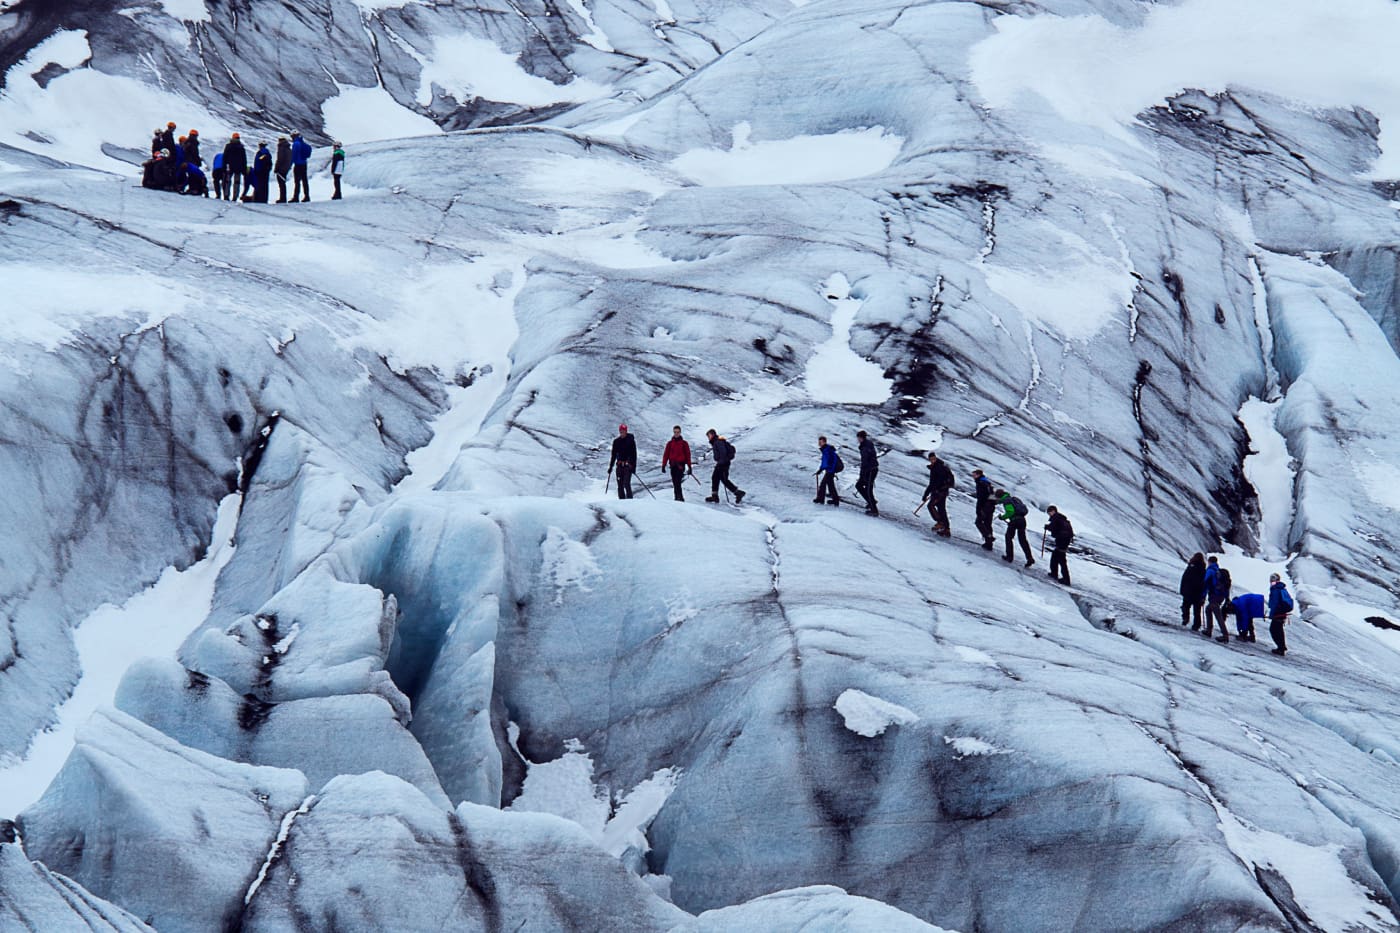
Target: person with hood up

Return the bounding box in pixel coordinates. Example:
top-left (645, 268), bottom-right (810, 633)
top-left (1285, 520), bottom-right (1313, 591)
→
top-left (290, 131), bottom-right (313, 201)
top-left (855, 430), bottom-right (878, 516)
top-left (1267, 573), bottom-right (1295, 656)
top-left (608, 424), bottom-right (636, 500)
top-left (222, 133), bottom-right (248, 201)
top-left (1180, 553), bottom-right (1207, 630)
top-left (814, 436), bottom-right (841, 506)
top-left (1045, 505), bottom-right (1074, 585)
top-left (922, 451), bottom-right (954, 537)
top-left (996, 489), bottom-right (1034, 567)
top-left (274, 136), bottom-right (291, 203)
top-left (704, 429), bottom-right (744, 504)
top-left (330, 142), bottom-right (346, 200)
top-left (972, 468), bottom-right (996, 550)
top-left (248, 141), bottom-right (273, 203)
top-left (661, 425), bottom-right (692, 501)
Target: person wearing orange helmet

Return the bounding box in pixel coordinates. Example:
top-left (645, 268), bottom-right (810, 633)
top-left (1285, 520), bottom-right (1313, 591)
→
top-left (221, 133), bottom-right (247, 200)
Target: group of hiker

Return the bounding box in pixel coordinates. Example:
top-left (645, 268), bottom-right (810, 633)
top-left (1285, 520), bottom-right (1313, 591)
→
top-left (140, 122), bottom-right (345, 202)
top-left (1180, 553), bottom-right (1295, 656)
top-left (608, 424), bottom-right (1299, 657)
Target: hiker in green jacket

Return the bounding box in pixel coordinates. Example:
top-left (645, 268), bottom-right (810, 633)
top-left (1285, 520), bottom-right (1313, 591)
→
top-left (996, 489), bottom-right (1035, 568)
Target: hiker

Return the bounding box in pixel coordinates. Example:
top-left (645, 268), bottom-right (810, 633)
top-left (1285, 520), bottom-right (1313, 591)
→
top-left (814, 436), bottom-right (841, 506)
top-left (661, 425), bottom-right (692, 501)
top-left (1180, 553), bottom-right (1207, 630)
top-left (1268, 573), bottom-right (1294, 656)
top-left (1223, 593), bottom-right (1263, 642)
top-left (210, 149), bottom-right (226, 199)
top-left (1203, 556), bottom-right (1232, 639)
top-left (1045, 505), bottom-right (1073, 584)
top-left (150, 128), bottom-right (163, 156)
top-left (150, 150), bottom-right (178, 191)
top-left (274, 136), bottom-right (291, 203)
top-left (222, 134), bottom-right (247, 200)
top-left (608, 424), bottom-right (636, 500)
top-left (330, 141), bottom-right (345, 200)
top-left (705, 429), bottom-right (745, 504)
top-left (159, 121), bottom-right (176, 157)
top-left (290, 131), bottom-right (313, 201)
top-left (972, 469), bottom-right (996, 550)
top-left (141, 150), bottom-right (161, 189)
top-left (923, 451), bottom-right (954, 537)
top-left (248, 141), bottom-right (273, 203)
top-left (184, 129), bottom-right (201, 168)
top-left (996, 489), bottom-right (1034, 566)
top-left (855, 430), bottom-right (878, 515)
top-left (184, 160), bottom-right (209, 197)
top-left (172, 136), bottom-right (188, 192)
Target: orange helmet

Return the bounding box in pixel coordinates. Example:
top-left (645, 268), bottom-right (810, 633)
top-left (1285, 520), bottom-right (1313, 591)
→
top-left (167, 121), bottom-right (176, 127)
top-left (188, 129), bottom-right (198, 136)
top-left (231, 132), bottom-right (240, 139)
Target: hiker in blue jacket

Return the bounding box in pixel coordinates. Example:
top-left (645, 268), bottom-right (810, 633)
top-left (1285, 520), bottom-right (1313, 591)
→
top-left (814, 436), bottom-right (840, 506)
top-left (1202, 556), bottom-right (1231, 639)
top-left (1224, 592), bottom-right (1264, 642)
top-left (1267, 573), bottom-right (1295, 656)
top-left (290, 131), bottom-right (313, 202)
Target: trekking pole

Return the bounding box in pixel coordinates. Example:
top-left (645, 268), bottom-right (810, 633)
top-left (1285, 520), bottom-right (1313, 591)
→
top-left (633, 471), bottom-right (659, 499)
top-left (1041, 528), bottom-right (1047, 557)
top-left (605, 469), bottom-right (611, 495)
top-left (913, 495), bottom-right (930, 515)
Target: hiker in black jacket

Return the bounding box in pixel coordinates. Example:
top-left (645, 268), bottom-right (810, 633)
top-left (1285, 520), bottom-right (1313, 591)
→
top-left (1180, 553), bottom-right (1207, 629)
top-left (705, 429), bottom-right (744, 503)
top-left (923, 452), bottom-right (954, 537)
top-left (1045, 506), bottom-right (1074, 584)
top-left (222, 134), bottom-right (248, 201)
top-left (972, 469), bottom-right (996, 550)
top-left (608, 425), bottom-right (636, 500)
top-left (274, 136), bottom-right (291, 203)
top-left (855, 430), bottom-right (878, 516)
top-left (996, 489), bottom-right (1034, 567)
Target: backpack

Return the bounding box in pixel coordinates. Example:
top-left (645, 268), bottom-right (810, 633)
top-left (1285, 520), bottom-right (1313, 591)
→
top-left (723, 440), bottom-right (736, 461)
top-left (1217, 568), bottom-right (1231, 592)
top-left (832, 450), bottom-right (844, 473)
top-left (1008, 496), bottom-right (1026, 519)
top-left (1278, 588), bottom-right (1294, 611)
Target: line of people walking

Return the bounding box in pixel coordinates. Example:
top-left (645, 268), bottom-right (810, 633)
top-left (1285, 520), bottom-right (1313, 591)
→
top-left (140, 121), bottom-right (345, 202)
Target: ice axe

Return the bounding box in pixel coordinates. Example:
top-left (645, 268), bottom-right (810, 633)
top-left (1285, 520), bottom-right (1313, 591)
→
top-left (913, 495), bottom-right (931, 516)
top-left (633, 471), bottom-right (659, 499)
top-left (605, 468), bottom-right (612, 495)
top-left (1041, 527), bottom-right (1047, 558)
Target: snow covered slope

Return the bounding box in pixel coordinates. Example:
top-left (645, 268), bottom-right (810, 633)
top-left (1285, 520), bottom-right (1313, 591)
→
top-left (4, 0), bottom-right (1400, 930)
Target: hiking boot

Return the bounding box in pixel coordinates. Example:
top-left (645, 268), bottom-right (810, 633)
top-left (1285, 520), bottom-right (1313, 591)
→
top-left (981, 540), bottom-right (994, 551)
top-left (813, 497), bottom-right (824, 504)
top-left (865, 507), bottom-right (879, 516)
top-left (1025, 558), bottom-right (1035, 568)
top-left (735, 490), bottom-right (746, 504)
top-left (1270, 648), bottom-right (1286, 656)
top-left (705, 495), bottom-right (719, 503)
top-left (1002, 555), bottom-right (1014, 563)
top-left (829, 499), bottom-right (840, 506)
top-left (1216, 635), bottom-right (1230, 644)
top-left (1062, 577), bottom-right (1071, 586)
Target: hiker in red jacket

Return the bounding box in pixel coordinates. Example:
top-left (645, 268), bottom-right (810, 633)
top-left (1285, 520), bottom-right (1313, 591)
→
top-left (661, 425), bottom-right (693, 501)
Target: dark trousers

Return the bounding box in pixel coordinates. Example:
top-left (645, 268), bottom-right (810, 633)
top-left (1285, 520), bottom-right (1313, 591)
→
top-left (1005, 517), bottom-right (1032, 561)
top-left (225, 170), bottom-right (245, 200)
top-left (817, 472), bottom-right (839, 504)
top-left (1050, 546), bottom-right (1069, 583)
top-left (276, 172), bottom-right (288, 202)
top-left (855, 467), bottom-right (877, 510)
top-left (293, 164), bottom-right (310, 201)
top-left (1205, 596), bottom-right (1226, 636)
top-left (212, 168), bottom-right (226, 198)
top-left (669, 465), bottom-right (686, 501)
top-left (976, 502), bottom-right (995, 544)
top-left (332, 174), bottom-right (343, 199)
top-left (615, 464), bottom-right (633, 500)
top-left (1270, 615), bottom-right (1287, 652)
top-left (1182, 598), bottom-right (1204, 628)
top-left (712, 462), bottom-right (739, 496)
top-left (928, 490), bottom-right (949, 529)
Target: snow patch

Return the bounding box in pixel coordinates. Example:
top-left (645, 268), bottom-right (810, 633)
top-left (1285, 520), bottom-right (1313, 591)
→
top-left (804, 273), bottom-right (893, 405)
top-left (983, 226), bottom-right (1136, 341)
top-left (541, 527), bottom-right (602, 603)
top-left (321, 84), bottom-right (442, 145)
top-left (1237, 396), bottom-right (1296, 561)
top-left (418, 33), bottom-right (607, 108)
top-left (156, 0), bottom-right (209, 22)
top-left (687, 379), bottom-right (801, 437)
top-left (834, 689), bottom-right (919, 738)
top-left (563, 0), bottom-right (614, 52)
top-left (671, 123), bottom-right (903, 187)
top-left (944, 736), bottom-right (1012, 759)
top-left (969, 0), bottom-right (1400, 178)
top-left (0, 493), bottom-right (240, 819)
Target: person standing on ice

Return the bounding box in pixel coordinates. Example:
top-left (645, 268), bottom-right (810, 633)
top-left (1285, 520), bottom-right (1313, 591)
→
top-left (704, 429), bottom-right (744, 504)
top-left (1223, 592), bottom-right (1263, 643)
top-left (608, 424), bottom-right (636, 500)
top-left (661, 425), bottom-right (692, 501)
top-left (150, 128), bottom-right (163, 157)
top-left (1203, 556), bottom-right (1231, 639)
top-left (185, 129), bottom-right (201, 169)
top-left (159, 121), bottom-right (176, 157)
top-left (330, 142), bottom-right (346, 200)
top-left (1180, 553), bottom-right (1207, 630)
top-left (1045, 506), bottom-right (1073, 585)
top-left (249, 141), bottom-right (273, 203)
top-left (922, 451), bottom-right (954, 537)
top-left (855, 430), bottom-right (878, 516)
top-left (1267, 573), bottom-right (1294, 656)
top-left (274, 136), bottom-right (291, 203)
top-left (996, 489), bottom-right (1034, 567)
top-left (972, 468), bottom-right (996, 550)
top-left (290, 131), bottom-right (313, 202)
top-left (222, 134), bottom-right (248, 201)
top-left (814, 436), bottom-right (841, 506)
